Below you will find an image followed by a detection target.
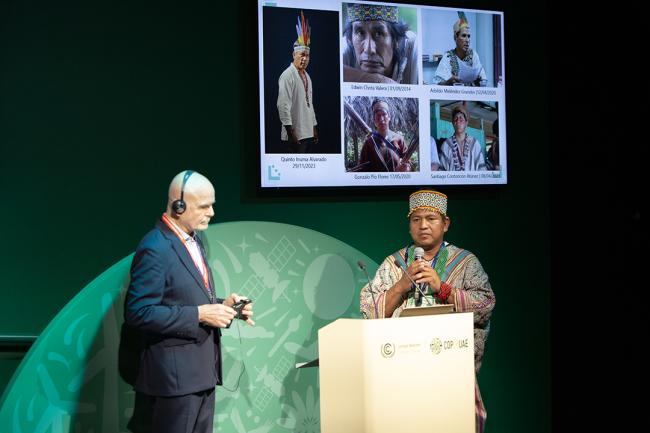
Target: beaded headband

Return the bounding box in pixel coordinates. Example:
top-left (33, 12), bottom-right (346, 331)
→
top-left (346, 4), bottom-right (398, 23)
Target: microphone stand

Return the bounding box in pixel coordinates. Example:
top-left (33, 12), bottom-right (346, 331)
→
top-left (358, 261), bottom-right (380, 318)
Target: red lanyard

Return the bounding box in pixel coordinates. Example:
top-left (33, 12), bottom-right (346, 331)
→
top-left (161, 214), bottom-right (209, 289)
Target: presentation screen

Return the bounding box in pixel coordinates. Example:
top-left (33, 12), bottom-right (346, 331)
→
top-left (259, 0), bottom-right (506, 187)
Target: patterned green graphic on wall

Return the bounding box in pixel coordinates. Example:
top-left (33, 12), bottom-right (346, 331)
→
top-left (0, 221), bottom-right (377, 433)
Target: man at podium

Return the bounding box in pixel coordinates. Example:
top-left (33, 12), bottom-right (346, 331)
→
top-left (360, 189), bottom-right (495, 433)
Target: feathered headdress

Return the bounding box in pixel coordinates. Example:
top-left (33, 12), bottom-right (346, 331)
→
top-left (453, 11), bottom-right (470, 37)
top-left (293, 11), bottom-right (311, 53)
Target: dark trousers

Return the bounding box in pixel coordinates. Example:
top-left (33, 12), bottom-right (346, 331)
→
top-left (129, 388), bottom-right (215, 433)
top-left (283, 137), bottom-right (315, 153)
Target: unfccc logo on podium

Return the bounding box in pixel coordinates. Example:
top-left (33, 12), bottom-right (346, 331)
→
top-left (380, 343), bottom-right (395, 358)
top-left (430, 338), bottom-right (442, 355)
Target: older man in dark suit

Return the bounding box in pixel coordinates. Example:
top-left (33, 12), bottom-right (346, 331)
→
top-left (125, 170), bottom-right (254, 433)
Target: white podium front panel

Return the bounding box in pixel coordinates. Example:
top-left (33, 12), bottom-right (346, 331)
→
top-left (319, 314), bottom-right (475, 433)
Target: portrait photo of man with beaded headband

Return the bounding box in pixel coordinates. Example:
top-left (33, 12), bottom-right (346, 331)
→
top-left (262, 6), bottom-right (341, 154)
top-left (421, 9), bottom-right (503, 87)
top-left (342, 3), bottom-right (419, 84)
top-left (359, 189), bottom-right (495, 433)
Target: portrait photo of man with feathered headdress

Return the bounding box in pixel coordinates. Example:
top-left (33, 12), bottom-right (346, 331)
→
top-left (421, 9), bottom-right (503, 87)
top-left (262, 7), bottom-right (341, 154)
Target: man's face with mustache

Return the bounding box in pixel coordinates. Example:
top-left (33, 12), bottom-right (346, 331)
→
top-left (352, 20), bottom-right (394, 76)
top-left (455, 28), bottom-right (471, 57)
top-left (292, 50), bottom-right (310, 71)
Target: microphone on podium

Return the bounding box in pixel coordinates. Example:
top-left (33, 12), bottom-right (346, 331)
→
top-left (358, 260), bottom-right (379, 318)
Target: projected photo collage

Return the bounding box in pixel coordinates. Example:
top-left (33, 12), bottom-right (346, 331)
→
top-left (259, 0), bottom-right (506, 187)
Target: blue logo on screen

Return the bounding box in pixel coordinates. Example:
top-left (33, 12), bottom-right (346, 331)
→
top-left (268, 165), bottom-right (280, 180)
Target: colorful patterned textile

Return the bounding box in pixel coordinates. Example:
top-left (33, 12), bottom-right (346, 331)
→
top-left (439, 134), bottom-right (487, 171)
top-left (360, 243), bottom-right (495, 432)
top-left (433, 48), bottom-right (488, 86)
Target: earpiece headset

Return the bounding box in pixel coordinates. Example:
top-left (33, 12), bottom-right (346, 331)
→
top-left (171, 170), bottom-right (194, 215)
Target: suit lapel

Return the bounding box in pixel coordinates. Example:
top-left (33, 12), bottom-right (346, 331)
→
top-left (196, 235), bottom-right (216, 295)
top-left (157, 221), bottom-right (212, 302)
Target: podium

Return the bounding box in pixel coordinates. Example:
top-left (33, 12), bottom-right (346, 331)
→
top-left (316, 313), bottom-right (475, 433)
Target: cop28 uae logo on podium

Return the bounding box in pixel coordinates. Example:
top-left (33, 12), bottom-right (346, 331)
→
top-left (380, 342), bottom-right (395, 358)
top-left (430, 337), bottom-right (442, 355)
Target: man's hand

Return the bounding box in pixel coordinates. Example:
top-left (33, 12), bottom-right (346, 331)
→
top-left (343, 65), bottom-right (397, 84)
top-left (396, 160), bottom-right (412, 172)
top-left (224, 293), bottom-right (255, 326)
top-left (198, 304), bottom-right (236, 328)
top-left (396, 260), bottom-right (420, 295)
top-left (313, 126), bottom-right (319, 144)
top-left (444, 75), bottom-right (460, 86)
top-left (284, 125), bottom-right (299, 144)
top-left (412, 259), bottom-right (442, 292)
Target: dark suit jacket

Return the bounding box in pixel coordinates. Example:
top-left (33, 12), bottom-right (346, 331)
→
top-left (125, 220), bottom-right (223, 397)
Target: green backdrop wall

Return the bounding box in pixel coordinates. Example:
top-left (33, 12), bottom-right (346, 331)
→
top-left (0, 1), bottom-right (550, 432)
top-left (0, 222), bottom-right (378, 432)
